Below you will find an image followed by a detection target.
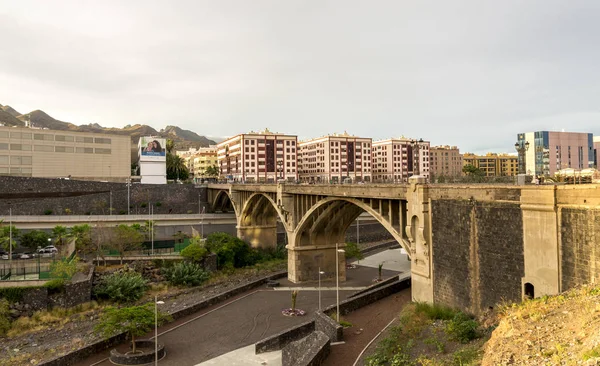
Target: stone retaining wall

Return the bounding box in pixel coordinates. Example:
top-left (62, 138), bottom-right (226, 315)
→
top-left (282, 331), bottom-right (330, 366)
top-left (0, 176), bottom-right (208, 216)
top-left (314, 311), bottom-right (343, 342)
top-left (255, 320), bottom-right (315, 354)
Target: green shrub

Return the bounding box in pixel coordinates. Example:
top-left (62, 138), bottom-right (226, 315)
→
top-left (205, 232), bottom-right (254, 269)
top-left (414, 302), bottom-right (457, 320)
top-left (44, 209), bottom-right (53, 215)
top-left (49, 257), bottom-right (79, 279)
top-left (180, 244), bottom-right (208, 262)
top-left (254, 243), bottom-right (287, 262)
top-left (162, 262), bottom-right (210, 287)
top-left (44, 279), bottom-right (66, 295)
top-left (119, 210), bottom-right (127, 215)
top-left (345, 242), bottom-right (363, 262)
top-left (445, 312), bottom-right (479, 343)
top-left (0, 299), bottom-right (11, 336)
top-left (155, 202), bottom-right (162, 207)
top-left (141, 203), bottom-right (147, 208)
top-left (0, 287), bottom-right (29, 303)
top-left (94, 272), bottom-right (148, 303)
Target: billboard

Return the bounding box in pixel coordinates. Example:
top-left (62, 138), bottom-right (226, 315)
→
top-left (139, 136), bottom-right (166, 162)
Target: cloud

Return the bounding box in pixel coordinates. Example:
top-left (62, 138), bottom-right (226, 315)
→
top-left (1, 0), bottom-right (599, 152)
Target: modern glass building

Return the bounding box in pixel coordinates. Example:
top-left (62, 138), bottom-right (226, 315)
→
top-left (516, 131), bottom-right (594, 176)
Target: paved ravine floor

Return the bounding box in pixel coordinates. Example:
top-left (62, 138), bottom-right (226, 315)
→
top-left (76, 249), bottom-right (410, 366)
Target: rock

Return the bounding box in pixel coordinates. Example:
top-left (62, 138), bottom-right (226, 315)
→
top-left (9, 309), bottom-right (21, 318)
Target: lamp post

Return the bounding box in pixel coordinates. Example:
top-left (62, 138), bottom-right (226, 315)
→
top-left (109, 191), bottom-right (113, 216)
top-left (335, 243), bottom-right (345, 323)
top-left (318, 268), bottom-right (325, 311)
top-left (410, 138), bottom-right (423, 177)
top-left (8, 205), bottom-right (12, 274)
top-left (514, 140), bottom-right (530, 175)
top-left (150, 204), bottom-right (154, 256)
top-left (277, 160), bottom-right (284, 181)
top-left (155, 296), bottom-right (165, 365)
top-left (200, 207), bottom-right (205, 238)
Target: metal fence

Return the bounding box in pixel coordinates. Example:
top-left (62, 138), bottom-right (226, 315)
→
top-left (0, 259), bottom-right (54, 280)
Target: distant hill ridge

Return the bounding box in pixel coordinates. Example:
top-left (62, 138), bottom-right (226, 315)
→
top-left (0, 102), bottom-right (216, 149)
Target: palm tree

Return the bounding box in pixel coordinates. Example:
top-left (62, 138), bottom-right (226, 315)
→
top-left (205, 165), bottom-right (220, 178)
top-left (167, 153), bottom-right (189, 181)
top-left (52, 225), bottom-right (69, 248)
top-left (0, 220), bottom-right (19, 252)
top-left (69, 224), bottom-right (92, 253)
top-left (166, 139), bottom-right (174, 154)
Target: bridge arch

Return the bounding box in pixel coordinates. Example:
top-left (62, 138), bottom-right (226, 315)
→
top-left (292, 197), bottom-right (409, 253)
top-left (212, 190), bottom-right (237, 216)
top-left (288, 196), bottom-right (409, 282)
top-left (236, 192), bottom-right (287, 249)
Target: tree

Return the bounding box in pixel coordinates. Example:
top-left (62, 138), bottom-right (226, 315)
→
top-left (70, 225), bottom-right (92, 254)
top-left (167, 153), bottom-right (189, 181)
top-left (462, 164), bottom-right (484, 176)
top-left (112, 225), bottom-right (144, 264)
top-left (0, 221), bottom-right (19, 252)
top-left (172, 231), bottom-right (189, 244)
top-left (52, 225), bottom-right (69, 247)
top-left (19, 230), bottom-right (50, 251)
top-left (344, 242), bottom-right (363, 264)
top-left (204, 165), bottom-right (220, 178)
top-left (166, 139), bottom-right (174, 154)
top-left (95, 304), bottom-right (170, 354)
top-left (91, 222), bottom-right (113, 266)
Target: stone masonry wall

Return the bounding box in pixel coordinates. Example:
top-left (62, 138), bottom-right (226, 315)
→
top-left (0, 176), bottom-right (208, 215)
top-left (432, 199), bottom-right (524, 314)
top-left (561, 208), bottom-right (600, 291)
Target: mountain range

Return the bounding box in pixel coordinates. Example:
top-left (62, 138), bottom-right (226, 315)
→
top-left (0, 103), bottom-right (217, 150)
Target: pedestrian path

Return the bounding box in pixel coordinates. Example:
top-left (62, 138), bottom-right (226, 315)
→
top-left (195, 344), bottom-right (281, 366)
top-left (274, 286), bottom-right (367, 291)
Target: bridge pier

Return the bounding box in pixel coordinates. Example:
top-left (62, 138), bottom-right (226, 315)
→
top-left (287, 243), bottom-right (346, 283)
top-left (237, 224), bottom-right (278, 249)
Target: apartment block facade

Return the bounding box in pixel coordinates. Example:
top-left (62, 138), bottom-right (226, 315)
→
top-left (217, 129), bottom-right (297, 182)
top-left (371, 138), bottom-right (430, 182)
top-left (177, 146), bottom-right (218, 181)
top-left (298, 133), bottom-right (372, 183)
top-left (462, 153), bottom-right (518, 177)
top-left (0, 126), bottom-right (131, 180)
top-left (429, 145), bottom-right (462, 179)
top-left (517, 131), bottom-right (594, 176)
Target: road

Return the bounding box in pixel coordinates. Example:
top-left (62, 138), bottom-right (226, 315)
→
top-left (75, 262), bottom-right (405, 366)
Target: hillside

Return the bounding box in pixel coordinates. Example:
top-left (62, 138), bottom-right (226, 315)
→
top-left (482, 284), bottom-right (600, 365)
top-left (0, 109), bottom-right (24, 127)
top-left (2, 103), bottom-right (215, 150)
top-left (1, 105), bottom-right (21, 117)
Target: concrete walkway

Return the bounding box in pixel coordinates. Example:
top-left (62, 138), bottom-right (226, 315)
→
top-left (196, 345), bottom-right (281, 366)
top-left (351, 248), bottom-right (411, 275)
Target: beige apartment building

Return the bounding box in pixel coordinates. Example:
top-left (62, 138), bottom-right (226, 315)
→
top-left (177, 146), bottom-right (218, 181)
top-left (430, 145), bottom-right (463, 179)
top-left (298, 132), bottom-right (372, 183)
top-left (0, 126), bottom-right (131, 180)
top-left (372, 137), bottom-right (430, 182)
top-left (217, 129), bottom-right (298, 182)
top-left (462, 152), bottom-right (518, 177)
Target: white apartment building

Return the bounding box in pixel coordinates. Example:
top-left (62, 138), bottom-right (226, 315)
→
top-left (298, 132), bottom-right (372, 183)
top-left (372, 137), bottom-right (430, 182)
top-left (217, 129), bottom-right (298, 182)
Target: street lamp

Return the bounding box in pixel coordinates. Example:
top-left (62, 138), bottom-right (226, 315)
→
top-left (514, 140), bottom-right (530, 174)
top-left (200, 207), bottom-right (205, 238)
top-left (356, 216), bottom-right (360, 245)
top-left (410, 139), bottom-right (423, 177)
top-left (335, 243), bottom-right (345, 323)
top-left (126, 178), bottom-right (131, 215)
top-left (155, 296), bottom-right (165, 365)
top-left (8, 205), bottom-right (12, 275)
top-left (318, 268), bottom-right (325, 311)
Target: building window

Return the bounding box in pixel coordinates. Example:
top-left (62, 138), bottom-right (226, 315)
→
top-left (95, 148), bottom-right (111, 154)
top-left (94, 137), bottom-right (111, 144)
top-left (34, 145), bottom-right (54, 152)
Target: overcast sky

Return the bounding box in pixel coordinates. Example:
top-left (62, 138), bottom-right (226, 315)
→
top-left (1, 1), bottom-right (599, 153)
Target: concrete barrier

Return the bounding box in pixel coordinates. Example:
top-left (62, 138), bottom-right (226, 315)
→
top-left (255, 319), bottom-right (316, 354)
top-left (282, 331), bottom-right (330, 366)
top-left (314, 311), bottom-right (343, 342)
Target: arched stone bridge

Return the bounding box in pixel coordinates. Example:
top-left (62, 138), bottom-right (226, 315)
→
top-left (209, 180), bottom-right (600, 314)
top-left (208, 176), bottom-right (434, 303)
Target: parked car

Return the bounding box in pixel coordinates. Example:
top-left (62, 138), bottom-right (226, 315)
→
top-left (19, 253), bottom-right (31, 259)
top-left (39, 246), bottom-right (58, 253)
top-left (1, 254), bottom-right (8, 260)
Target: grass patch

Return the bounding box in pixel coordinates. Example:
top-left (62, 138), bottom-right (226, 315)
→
top-left (365, 303), bottom-right (485, 366)
top-left (7, 301), bottom-right (99, 338)
top-left (582, 345), bottom-right (600, 360)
